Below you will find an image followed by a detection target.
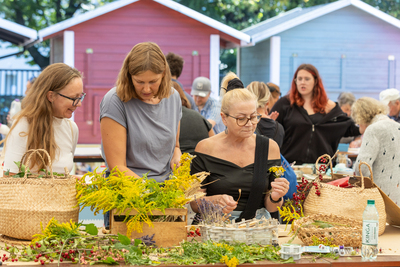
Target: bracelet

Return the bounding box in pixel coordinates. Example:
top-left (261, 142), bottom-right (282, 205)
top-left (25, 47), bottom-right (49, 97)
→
top-left (269, 194), bottom-right (282, 203)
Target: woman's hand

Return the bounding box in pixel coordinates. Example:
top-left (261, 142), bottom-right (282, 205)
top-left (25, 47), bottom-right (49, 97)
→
top-left (269, 111), bottom-right (279, 121)
top-left (270, 177), bottom-right (290, 200)
top-left (170, 147), bottom-right (182, 170)
top-left (216, 194), bottom-right (238, 214)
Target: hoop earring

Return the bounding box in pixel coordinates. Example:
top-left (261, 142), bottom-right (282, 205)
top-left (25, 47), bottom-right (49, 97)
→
top-left (225, 128), bottom-right (228, 134)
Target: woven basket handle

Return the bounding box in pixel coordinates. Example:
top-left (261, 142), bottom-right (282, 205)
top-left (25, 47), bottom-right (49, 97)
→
top-left (358, 161), bottom-right (373, 188)
top-left (314, 154), bottom-right (333, 177)
top-left (21, 149), bottom-right (54, 179)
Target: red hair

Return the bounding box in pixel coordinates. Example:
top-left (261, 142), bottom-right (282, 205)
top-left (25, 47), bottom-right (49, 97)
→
top-left (289, 64), bottom-right (328, 113)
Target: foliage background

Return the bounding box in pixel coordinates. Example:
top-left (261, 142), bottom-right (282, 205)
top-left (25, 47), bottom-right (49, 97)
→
top-left (0, 0), bottom-right (399, 73)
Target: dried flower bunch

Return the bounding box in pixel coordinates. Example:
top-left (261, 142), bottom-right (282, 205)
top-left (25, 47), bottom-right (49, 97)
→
top-left (268, 166), bottom-right (285, 178)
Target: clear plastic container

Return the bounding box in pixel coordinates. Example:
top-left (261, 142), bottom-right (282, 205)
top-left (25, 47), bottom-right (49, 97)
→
top-left (280, 244), bottom-right (302, 260)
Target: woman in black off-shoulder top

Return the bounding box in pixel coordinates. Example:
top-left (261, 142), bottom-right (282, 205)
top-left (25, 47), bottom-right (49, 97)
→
top-left (190, 76), bottom-right (289, 222)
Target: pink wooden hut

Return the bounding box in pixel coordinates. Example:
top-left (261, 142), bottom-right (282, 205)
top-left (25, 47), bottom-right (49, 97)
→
top-left (38, 0), bottom-right (250, 144)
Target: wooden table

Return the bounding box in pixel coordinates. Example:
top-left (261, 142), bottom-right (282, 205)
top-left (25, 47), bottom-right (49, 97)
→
top-left (3, 256), bottom-right (400, 266)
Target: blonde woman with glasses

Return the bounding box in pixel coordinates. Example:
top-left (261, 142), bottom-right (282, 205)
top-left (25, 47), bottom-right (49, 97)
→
top-left (190, 76), bottom-right (289, 223)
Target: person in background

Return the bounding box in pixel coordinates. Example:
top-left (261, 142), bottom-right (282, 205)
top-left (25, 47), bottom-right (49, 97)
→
top-left (247, 81), bottom-right (285, 148)
top-left (337, 92), bottom-right (362, 147)
top-left (191, 76), bottom-right (224, 134)
top-left (190, 86), bottom-right (289, 222)
top-left (26, 76), bottom-right (37, 94)
top-left (352, 97), bottom-right (400, 205)
top-left (271, 63), bottom-right (360, 165)
top-left (379, 88), bottom-right (400, 123)
top-left (2, 63), bottom-right (83, 175)
top-left (266, 82), bottom-right (281, 120)
top-left (172, 81), bottom-right (214, 153)
top-left (338, 92), bottom-right (355, 117)
top-left (166, 52), bottom-right (196, 110)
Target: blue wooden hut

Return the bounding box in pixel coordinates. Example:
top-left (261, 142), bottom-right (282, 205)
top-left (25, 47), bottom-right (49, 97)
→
top-left (239, 0), bottom-right (400, 99)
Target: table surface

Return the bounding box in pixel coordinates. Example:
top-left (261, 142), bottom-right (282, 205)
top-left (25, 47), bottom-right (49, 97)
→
top-left (2, 225), bottom-right (400, 266)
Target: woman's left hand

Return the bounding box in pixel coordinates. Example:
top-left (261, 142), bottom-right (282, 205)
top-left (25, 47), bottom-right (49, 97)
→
top-left (170, 147), bottom-right (182, 170)
top-left (270, 177), bottom-right (290, 200)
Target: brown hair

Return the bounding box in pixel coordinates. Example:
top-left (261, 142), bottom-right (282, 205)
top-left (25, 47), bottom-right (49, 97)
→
top-left (172, 81), bottom-right (191, 109)
top-left (166, 52), bottom-right (184, 78)
top-left (116, 42), bottom-right (172, 102)
top-left (289, 64), bottom-right (328, 113)
top-left (4, 63), bottom-right (82, 170)
top-left (247, 81), bottom-right (270, 109)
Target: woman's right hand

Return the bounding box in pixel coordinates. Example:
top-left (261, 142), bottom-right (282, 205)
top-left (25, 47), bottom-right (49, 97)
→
top-left (215, 194), bottom-right (237, 214)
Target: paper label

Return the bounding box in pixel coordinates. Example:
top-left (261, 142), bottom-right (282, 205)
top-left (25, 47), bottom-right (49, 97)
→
top-left (362, 220), bottom-right (378, 245)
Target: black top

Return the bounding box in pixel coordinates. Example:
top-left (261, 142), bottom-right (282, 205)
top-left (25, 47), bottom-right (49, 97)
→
top-left (191, 152), bottom-right (280, 211)
top-left (271, 96), bottom-right (360, 164)
top-left (256, 117), bottom-right (285, 148)
top-left (180, 107), bottom-right (212, 153)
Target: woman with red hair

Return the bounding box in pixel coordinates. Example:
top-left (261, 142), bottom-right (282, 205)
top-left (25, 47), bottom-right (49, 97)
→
top-left (271, 64), bottom-right (360, 165)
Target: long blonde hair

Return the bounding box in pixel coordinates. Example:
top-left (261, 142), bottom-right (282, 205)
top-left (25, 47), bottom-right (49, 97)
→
top-left (3, 63), bottom-right (82, 170)
top-left (116, 42), bottom-right (172, 102)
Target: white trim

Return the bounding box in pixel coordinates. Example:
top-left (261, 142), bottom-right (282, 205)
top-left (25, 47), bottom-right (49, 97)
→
top-left (250, 0), bottom-right (400, 44)
top-left (252, 0), bottom-right (350, 44)
top-left (350, 0), bottom-right (400, 28)
top-left (236, 47), bottom-right (241, 78)
top-left (269, 36), bottom-right (281, 86)
top-left (63, 31), bottom-right (75, 67)
top-left (0, 17), bottom-right (37, 45)
top-left (210, 34), bottom-right (220, 99)
top-left (64, 31), bottom-right (75, 121)
top-left (242, 7), bottom-right (303, 33)
top-left (38, 0), bottom-right (250, 43)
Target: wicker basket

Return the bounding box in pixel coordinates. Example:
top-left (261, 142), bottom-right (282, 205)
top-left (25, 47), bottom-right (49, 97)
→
top-left (0, 149), bottom-right (79, 240)
top-left (200, 218), bottom-right (279, 245)
top-left (292, 214), bottom-right (362, 247)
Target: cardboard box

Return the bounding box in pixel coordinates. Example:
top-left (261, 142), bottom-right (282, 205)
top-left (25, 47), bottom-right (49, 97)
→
top-left (110, 208), bottom-right (187, 247)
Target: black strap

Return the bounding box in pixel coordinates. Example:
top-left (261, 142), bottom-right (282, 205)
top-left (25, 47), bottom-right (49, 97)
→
top-left (273, 120), bottom-right (279, 139)
top-left (238, 135), bottom-right (270, 221)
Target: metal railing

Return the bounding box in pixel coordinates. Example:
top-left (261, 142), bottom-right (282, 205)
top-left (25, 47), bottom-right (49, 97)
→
top-left (0, 69), bottom-right (41, 125)
top-left (0, 69), bottom-right (41, 96)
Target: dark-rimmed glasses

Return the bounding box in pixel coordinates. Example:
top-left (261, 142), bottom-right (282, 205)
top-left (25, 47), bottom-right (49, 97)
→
top-left (225, 113), bottom-right (261, 126)
top-left (58, 92), bottom-right (86, 107)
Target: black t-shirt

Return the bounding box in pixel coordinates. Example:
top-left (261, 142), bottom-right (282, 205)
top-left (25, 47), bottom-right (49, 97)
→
top-left (179, 107), bottom-right (212, 153)
top-left (256, 117), bottom-right (285, 148)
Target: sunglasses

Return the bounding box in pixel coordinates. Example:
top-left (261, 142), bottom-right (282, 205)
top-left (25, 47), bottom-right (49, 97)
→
top-left (267, 84), bottom-right (281, 96)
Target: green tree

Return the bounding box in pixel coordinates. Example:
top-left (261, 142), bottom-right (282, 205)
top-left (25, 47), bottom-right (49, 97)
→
top-left (0, 0), bottom-right (114, 69)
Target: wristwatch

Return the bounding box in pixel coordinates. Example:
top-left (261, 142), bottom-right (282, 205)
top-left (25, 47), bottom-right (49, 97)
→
top-left (269, 194), bottom-right (282, 203)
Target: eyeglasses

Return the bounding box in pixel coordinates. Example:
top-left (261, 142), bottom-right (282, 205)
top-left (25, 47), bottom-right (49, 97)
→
top-left (57, 92), bottom-right (86, 107)
top-left (294, 77), bottom-right (313, 83)
top-left (266, 84), bottom-right (282, 96)
top-left (225, 113), bottom-right (261, 126)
